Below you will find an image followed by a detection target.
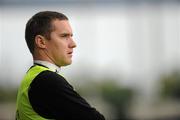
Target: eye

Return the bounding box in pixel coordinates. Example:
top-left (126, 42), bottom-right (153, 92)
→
top-left (61, 34), bottom-right (68, 37)
top-left (60, 33), bottom-right (73, 39)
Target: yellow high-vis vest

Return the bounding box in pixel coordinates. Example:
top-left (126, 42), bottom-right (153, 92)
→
top-left (16, 65), bottom-right (51, 120)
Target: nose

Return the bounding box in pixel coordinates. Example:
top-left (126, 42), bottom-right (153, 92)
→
top-left (69, 38), bottom-right (77, 48)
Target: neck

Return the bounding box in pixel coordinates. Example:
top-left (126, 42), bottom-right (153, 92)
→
top-left (33, 49), bottom-right (55, 65)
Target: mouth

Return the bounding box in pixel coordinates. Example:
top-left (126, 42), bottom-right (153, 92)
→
top-left (68, 51), bottom-right (73, 56)
top-left (68, 51), bottom-right (73, 54)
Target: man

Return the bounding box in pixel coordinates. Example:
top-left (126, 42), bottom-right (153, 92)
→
top-left (16, 11), bottom-right (105, 120)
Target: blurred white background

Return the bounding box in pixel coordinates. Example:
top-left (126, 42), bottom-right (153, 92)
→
top-left (0, 0), bottom-right (180, 119)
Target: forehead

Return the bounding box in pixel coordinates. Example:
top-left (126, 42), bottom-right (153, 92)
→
top-left (51, 19), bottom-right (72, 33)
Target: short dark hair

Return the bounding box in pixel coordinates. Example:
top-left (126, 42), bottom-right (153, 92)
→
top-left (25, 11), bottom-right (68, 54)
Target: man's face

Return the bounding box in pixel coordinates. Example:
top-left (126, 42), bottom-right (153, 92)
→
top-left (45, 19), bottom-right (76, 67)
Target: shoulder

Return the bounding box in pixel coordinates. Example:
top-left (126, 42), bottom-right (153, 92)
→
top-left (30, 70), bottom-right (71, 90)
top-left (36, 70), bottom-right (65, 81)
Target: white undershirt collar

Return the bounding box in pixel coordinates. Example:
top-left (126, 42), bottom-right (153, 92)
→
top-left (34, 60), bottom-right (61, 73)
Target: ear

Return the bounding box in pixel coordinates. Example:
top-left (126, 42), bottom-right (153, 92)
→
top-left (35, 35), bottom-right (47, 49)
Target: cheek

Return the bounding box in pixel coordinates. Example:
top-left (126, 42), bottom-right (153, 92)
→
top-left (48, 40), bottom-right (68, 56)
top-left (54, 44), bottom-right (66, 55)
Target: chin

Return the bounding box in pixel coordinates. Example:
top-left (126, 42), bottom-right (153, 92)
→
top-left (66, 61), bottom-right (72, 65)
top-left (61, 61), bottom-right (72, 66)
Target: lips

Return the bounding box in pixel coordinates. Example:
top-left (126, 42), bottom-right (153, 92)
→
top-left (67, 51), bottom-right (73, 57)
top-left (68, 51), bottom-right (73, 54)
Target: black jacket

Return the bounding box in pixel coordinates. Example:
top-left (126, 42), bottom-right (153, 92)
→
top-left (28, 69), bottom-right (105, 120)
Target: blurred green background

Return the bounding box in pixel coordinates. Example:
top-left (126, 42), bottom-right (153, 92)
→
top-left (1, 0), bottom-right (180, 119)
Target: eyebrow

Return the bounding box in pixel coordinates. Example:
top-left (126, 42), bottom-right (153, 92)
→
top-left (59, 32), bottom-right (73, 37)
